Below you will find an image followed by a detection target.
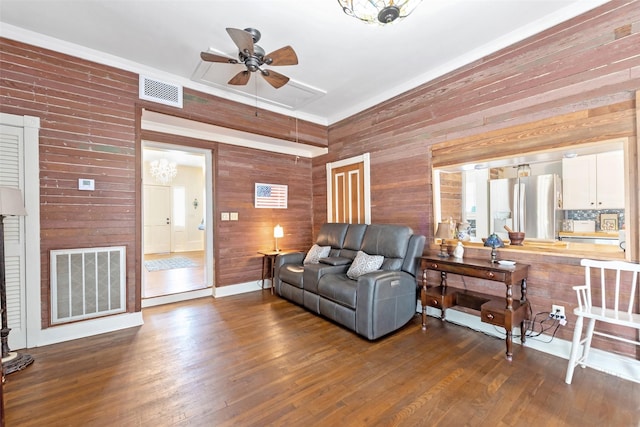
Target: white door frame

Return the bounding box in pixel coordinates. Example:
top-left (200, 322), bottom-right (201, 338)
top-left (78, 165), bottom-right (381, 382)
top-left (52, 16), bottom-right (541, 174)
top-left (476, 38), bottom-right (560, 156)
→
top-left (326, 153), bottom-right (371, 224)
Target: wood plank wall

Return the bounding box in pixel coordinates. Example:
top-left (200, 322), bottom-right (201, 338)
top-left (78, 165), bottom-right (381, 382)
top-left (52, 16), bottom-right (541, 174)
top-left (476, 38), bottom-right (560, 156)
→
top-left (320, 1), bottom-right (640, 355)
top-left (438, 172), bottom-right (462, 229)
top-left (0, 0), bottom-right (638, 359)
top-left (1, 39), bottom-right (140, 325)
top-left (0, 38), bottom-right (324, 327)
top-left (138, 130), bottom-right (314, 294)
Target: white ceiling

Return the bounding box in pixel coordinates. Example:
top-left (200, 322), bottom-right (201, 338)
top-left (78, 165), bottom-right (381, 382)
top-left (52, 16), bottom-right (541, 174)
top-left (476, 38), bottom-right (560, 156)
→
top-left (0, 0), bottom-right (610, 125)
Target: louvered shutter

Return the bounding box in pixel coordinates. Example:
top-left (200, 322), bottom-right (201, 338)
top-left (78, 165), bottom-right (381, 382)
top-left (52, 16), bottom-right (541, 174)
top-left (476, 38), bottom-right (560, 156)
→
top-left (0, 124), bottom-right (27, 350)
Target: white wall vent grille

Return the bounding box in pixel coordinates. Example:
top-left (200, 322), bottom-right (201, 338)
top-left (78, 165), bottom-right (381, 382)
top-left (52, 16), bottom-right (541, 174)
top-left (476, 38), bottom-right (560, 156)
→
top-left (50, 246), bottom-right (126, 324)
top-left (139, 75), bottom-right (183, 108)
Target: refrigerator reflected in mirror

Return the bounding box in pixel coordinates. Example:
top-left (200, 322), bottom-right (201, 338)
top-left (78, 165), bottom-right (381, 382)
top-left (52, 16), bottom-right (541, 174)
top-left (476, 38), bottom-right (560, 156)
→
top-left (489, 174), bottom-right (562, 241)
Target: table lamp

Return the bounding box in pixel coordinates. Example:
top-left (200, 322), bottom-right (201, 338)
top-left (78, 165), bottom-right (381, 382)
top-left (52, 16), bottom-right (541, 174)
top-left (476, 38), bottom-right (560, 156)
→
top-left (0, 187), bottom-right (33, 375)
top-left (274, 224), bottom-right (284, 252)
top-left (435, 222), bottom-right (450, 258)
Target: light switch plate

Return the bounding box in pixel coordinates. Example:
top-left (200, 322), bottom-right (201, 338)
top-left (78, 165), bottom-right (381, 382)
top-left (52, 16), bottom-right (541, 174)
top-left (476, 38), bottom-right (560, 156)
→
top-left (221, 212), bottom-right (230, 221)
top-left (230, 212), bottom-right (238, 221)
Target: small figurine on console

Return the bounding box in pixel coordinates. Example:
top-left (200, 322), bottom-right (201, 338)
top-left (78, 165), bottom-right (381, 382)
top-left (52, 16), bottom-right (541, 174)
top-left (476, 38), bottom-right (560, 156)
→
top-left (453, 241), bottom-right (464, 259)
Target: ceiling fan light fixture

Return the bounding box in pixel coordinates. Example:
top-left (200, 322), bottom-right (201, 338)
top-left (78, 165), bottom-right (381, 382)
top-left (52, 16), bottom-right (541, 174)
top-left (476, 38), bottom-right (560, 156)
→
top-left (201, 27), bottom-right (298, 89)
top-left (338, 0), bottom-right (423, 25)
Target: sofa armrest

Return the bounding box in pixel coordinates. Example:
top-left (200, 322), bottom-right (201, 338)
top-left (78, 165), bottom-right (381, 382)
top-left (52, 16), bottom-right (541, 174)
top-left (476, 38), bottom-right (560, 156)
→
top-left (276, 251), bottom-right (305, 266)
top-left (274, 251), bottom-right (305, 291)
top-left (355, 271), bottom-right (418, 339)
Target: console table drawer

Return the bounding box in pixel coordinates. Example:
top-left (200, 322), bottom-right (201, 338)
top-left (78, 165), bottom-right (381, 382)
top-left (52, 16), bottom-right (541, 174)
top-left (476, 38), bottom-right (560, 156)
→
top-left (481, 304), bottom-right (506, 326)
top-left (422, 261), bottom-right (506, 283)
top-left (478, 270), bottom-right (506, 282)
top-left (422, 286), bottom-right (456, 309)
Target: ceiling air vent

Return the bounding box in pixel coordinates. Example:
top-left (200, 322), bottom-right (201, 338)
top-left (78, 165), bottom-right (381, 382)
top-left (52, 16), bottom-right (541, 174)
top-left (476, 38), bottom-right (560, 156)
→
top-left (139, 75), bottom-right (183, 108)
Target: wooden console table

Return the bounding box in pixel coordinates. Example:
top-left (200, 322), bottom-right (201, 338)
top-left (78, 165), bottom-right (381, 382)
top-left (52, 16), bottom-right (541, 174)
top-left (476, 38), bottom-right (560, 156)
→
top-left (420, 256), bottom-right (530, 361)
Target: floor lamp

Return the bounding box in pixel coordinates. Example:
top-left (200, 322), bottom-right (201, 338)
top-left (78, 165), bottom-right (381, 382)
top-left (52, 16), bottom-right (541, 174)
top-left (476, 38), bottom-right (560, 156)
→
top-left (0, 187), bottom-right (33, 375)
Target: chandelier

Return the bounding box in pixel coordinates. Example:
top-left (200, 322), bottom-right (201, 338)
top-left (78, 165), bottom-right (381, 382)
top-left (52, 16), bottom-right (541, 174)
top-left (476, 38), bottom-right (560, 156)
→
top-left (149, 158), bottom-right (177, 185)
top-left (337, 0), bottom-right (423, 25)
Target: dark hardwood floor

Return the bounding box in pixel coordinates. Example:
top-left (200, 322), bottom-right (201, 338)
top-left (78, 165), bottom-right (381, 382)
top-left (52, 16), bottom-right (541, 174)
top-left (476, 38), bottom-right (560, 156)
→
top-left (3, 292), bottom-right (638, 426)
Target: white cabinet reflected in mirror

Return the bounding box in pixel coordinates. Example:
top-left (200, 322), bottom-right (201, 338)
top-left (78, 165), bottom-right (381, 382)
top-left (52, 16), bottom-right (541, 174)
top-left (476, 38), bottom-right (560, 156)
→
top-left (433, 138), bottom-right (626, 249)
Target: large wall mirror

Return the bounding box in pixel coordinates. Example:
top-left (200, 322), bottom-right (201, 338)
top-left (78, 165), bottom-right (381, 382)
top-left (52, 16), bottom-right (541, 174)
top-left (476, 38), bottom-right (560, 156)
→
top-left (433, 138), bottom-right (627, 252)
top-left (429, 99), bottom-right (638, 261)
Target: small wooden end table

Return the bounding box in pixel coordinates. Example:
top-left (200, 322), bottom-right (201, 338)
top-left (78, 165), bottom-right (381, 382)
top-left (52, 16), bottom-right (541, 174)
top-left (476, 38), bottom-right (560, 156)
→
top-left (258, 250), bottom-right (283, 295)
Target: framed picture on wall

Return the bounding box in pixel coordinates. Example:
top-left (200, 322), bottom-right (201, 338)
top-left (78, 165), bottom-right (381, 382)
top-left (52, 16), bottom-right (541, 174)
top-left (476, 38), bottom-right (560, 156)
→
top-left (600, 213), bottom-right (618, 231)
top-left (255, 183), bottom-right (288, 209)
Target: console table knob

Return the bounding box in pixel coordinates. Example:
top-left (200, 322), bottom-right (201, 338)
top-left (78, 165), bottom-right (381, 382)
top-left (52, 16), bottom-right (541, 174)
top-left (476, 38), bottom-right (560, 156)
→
top-left (487, 313), bottom-right (494, 320)
top-left (430, 264), bottom-right (438, 269)
top-left (486, 272), bottom-right (495, 278)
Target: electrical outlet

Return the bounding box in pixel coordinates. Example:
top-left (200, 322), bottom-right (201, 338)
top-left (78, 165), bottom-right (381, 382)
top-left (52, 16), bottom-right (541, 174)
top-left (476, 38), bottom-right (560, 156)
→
top-left (552, 304), bottom-right (566, 320)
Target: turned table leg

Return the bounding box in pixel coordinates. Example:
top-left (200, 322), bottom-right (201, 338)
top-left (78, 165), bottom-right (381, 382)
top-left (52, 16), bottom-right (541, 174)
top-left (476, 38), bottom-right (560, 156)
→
top-left (421, 267), bottom-right (428, 330)
top-left (506, 330), bottom-right (513, 362)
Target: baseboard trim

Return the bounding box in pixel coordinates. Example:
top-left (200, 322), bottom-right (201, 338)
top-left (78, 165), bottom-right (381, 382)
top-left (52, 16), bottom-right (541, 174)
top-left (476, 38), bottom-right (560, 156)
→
top-left (420, 305), bottom-right (640, 383)
top-left (142, 288), bottom-right (213, 308)
top-left (34, 312), bottom-right (144, 348)
top-left (213, 280), bottom-right (269, 297)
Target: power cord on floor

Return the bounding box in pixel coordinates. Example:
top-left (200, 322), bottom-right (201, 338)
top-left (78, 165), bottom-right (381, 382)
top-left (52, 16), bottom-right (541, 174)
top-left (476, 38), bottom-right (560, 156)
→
top-left (420, 291), bottom-right (565, 344)
top-left (510, 311), bottom-right (562, 343)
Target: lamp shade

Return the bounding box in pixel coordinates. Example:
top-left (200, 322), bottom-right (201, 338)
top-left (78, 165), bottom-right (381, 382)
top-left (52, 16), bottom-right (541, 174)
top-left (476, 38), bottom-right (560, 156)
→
top-left (273, 224), bottom-right (284, 239)
top-left (434, 222), bottom-right (450, 240)
top-left (0, 187), bottom-right (27, 216)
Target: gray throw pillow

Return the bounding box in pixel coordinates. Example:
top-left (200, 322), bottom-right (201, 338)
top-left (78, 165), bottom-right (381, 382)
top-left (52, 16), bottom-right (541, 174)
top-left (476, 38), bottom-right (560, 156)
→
top-left (303, 244), bottom-right (331, 264)
top-left (347, 250), bottom-right (384, 279)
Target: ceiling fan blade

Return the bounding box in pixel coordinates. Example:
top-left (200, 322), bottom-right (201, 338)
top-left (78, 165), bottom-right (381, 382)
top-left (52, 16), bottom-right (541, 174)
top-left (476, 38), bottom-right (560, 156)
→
top-left (200, 51), bottom-right (238, 64)
top-left (261, 69), bottom-right (289, 89)
top-left (265, 46), bottom-right (298, 66)
top-left (228, 70), bottom-right (251, 86)
top-left (226, 27), bottom-right (254, 55)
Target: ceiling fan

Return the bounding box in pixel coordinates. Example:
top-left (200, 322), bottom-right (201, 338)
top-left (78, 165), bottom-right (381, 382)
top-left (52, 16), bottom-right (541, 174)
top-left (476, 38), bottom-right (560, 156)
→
top-left (200, 28), bottom-right (298, 89)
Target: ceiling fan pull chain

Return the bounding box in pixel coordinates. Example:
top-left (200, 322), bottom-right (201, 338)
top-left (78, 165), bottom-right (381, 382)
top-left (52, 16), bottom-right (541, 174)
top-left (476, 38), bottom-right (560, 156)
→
top-left (255, 76), bottom-right (259, 117)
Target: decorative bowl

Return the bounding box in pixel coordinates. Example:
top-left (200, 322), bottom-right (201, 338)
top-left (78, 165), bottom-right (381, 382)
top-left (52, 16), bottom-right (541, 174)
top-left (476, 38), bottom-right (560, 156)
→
top-left (508, 231), bottom-right (525, 246)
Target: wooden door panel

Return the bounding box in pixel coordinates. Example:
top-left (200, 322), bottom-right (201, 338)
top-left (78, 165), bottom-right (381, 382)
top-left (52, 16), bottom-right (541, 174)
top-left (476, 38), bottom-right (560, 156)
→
top-left (331, 162), bottom-right (365, 224)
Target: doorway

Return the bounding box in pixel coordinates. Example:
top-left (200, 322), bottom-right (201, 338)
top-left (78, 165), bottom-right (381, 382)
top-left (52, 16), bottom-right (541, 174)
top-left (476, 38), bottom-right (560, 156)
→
top-left (326, 153), bottom-right (371, 224)
top-left (142, 143), bottom-right (213, 300)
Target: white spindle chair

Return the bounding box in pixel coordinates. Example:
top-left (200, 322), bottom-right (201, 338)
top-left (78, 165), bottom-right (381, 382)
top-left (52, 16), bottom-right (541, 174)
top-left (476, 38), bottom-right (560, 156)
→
top-left (565, 258), bottom-right (640, 384)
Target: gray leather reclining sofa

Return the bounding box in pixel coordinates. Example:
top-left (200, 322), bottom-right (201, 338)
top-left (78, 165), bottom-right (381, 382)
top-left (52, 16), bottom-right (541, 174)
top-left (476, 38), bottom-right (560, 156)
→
top-left (274, 223), bottom-right (426, 340)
